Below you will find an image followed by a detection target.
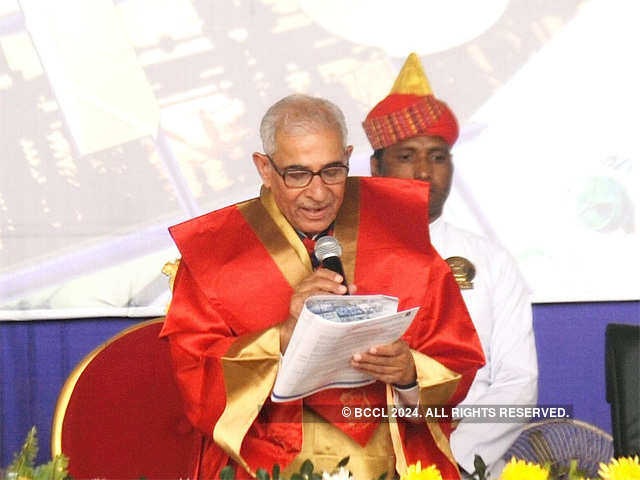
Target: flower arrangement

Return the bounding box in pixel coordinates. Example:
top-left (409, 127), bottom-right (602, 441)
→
top-left (219, 457), bottom-right (358, 480)
top-left (215, 455), bottom-right (639, 480)
top-left (399, 461), bottom-right (442, 480)
top-left (1, 427), bottom-right (68, 480)
top-left (4, 427), bottom-right (639, 480)
top-left (597, 456), bottom-right (640, 480)
top-left (497, 458), bottom-right (550, 480)
top-left (493, 455), bottom-right (640, 480)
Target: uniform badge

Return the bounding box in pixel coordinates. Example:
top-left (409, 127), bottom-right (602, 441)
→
top-left (445, 256), bottom-right (476, 290)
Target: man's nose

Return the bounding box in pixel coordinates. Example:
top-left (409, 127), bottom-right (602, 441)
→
top-left (305, 174), bottom-right (330, 201)
top-left (414, 157), bottom-right (433, 181)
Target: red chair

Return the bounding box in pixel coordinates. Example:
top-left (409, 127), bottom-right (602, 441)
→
top-left (51, 318), bottom-right (198, 479)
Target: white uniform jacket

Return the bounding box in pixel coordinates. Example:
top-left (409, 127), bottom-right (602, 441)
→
top-left (430, 217), bottom-right (538, 476)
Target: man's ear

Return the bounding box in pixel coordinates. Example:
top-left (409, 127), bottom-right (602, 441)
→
top-left (370, 155), bottom-right (381, 177)
top-left (345, 145), bottom-right (354, 161)
top-left (252, 152), bottom-right (271, 188)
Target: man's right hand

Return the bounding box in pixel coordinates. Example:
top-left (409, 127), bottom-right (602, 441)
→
top-left (279, 268), bottom-right (352, 354)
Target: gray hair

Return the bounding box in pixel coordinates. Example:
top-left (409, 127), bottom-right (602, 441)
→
top-left (259, 94), bottom-right (348, 156)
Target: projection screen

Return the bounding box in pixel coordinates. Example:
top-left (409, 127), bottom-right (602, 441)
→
top-left (0, 0), bottom-right (637, 320)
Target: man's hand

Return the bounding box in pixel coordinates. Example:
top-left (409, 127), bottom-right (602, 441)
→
top-left (350, 339), bottom-right (417, 386)
top-left (279, 268), bottom-right (355, 354)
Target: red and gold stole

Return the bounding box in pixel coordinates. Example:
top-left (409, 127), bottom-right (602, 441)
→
top-left (167, 177), bottom-right (484, 478)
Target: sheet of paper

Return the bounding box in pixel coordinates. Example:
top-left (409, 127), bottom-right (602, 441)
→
top-left (271, 295), bottom-right (419, 402)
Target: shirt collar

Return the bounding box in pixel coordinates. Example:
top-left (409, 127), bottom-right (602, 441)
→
top-left (295, 223), bottom-right (334, 241)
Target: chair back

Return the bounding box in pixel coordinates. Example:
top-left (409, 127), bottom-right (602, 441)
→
top-left (51, 318), bottom-right (197, 479)
top-left (606, 322), bottom-right (640, 456)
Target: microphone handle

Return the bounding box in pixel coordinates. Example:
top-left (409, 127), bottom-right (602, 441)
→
top-left (320, 255), bottom-right (349, 295)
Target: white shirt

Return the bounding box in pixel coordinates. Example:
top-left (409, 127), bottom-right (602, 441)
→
top-left (429, 218), bottom-right (538, 476)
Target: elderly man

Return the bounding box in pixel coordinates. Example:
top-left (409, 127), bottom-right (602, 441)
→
top-left (161, 94), bottom-right (484, 479)
top-left (364, 54), bottom-right (538, 477)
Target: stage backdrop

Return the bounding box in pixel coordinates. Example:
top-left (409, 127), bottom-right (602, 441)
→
top-left (1, 301), bottom-right (638, 466)
top-left (1, 0), bottom-right (638, 321)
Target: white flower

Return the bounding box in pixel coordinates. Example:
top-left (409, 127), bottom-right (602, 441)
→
top-left (322, 466), bottom-right (352, 480)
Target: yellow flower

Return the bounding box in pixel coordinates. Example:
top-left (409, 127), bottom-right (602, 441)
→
top-left (498, 457), bottom-right (549, 480)
top-left (598, 456), bottom-right (640, 480)
top-left (400, 461), bottom-right (443, 480)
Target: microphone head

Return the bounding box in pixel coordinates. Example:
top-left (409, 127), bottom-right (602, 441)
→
top-left (314, 236), bottom-right (342, 261)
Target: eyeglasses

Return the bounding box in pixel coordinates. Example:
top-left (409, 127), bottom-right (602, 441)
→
top-left (266, 155), bottom-right (349, 188)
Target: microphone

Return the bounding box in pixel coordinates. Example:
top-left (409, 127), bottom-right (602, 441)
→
top-left (314, 236), bottom-right (349, 294)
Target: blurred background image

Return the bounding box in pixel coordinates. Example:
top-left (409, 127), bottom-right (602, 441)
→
top-left (1, 0), bottom-right (638, 320)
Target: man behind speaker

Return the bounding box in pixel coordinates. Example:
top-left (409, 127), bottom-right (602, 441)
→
top-left (161, 94), bottom-right (484, 479)
top-left (364, 53), bottom-right (538, 477)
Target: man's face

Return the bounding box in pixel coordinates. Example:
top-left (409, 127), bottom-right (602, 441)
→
top-left (370, 135), bottom-right (453, 221)
top-left (253, 127), bottom-right (352, 236)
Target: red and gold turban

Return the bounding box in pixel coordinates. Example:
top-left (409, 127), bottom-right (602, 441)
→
top-left (363, 53), bottom-right (459, 149)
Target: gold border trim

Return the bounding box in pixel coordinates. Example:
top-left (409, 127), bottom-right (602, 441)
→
top-left (412, 350), bottom-right (461, 472)
top-left (426, 423), bottom-right (459, 474)
top-left (238, 189), bottom-right (311, 285)
top-left (50, 318), bottom-right (165, 458)
top-left (213, 327), bottom-right (281, 475)
top-left (258, 186), bottom-right (312, 273)
top-left (334, 177), bottom-right (359, 283)
top-left (387, 384), bottom-right (408, 474)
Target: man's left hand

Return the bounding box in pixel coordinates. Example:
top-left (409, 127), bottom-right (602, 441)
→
top-left (351, 339), bottom-right (417, 386)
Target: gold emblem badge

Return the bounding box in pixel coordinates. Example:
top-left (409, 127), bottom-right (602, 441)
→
top-left (445, 256), bottom-right (476, 290)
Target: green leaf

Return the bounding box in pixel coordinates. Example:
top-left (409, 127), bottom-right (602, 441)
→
top-left (311, 473), bottom-right (323, 480)
top-left (337, 456), bottom-right (350, 468)
top-left (33, 454), bottom-right (70, 480)
top-left (566, 460), bottom-right (578, 480)
top-left (291, 473), bottom-right (304, 480)
top-left (257, 468), bottom-right (270, 480)
top-left (300, 459), bottom-right (314, 479)
top-left (272, 464), bottom-right (281, 480)
top-left (566, 459), bottom-right (590, 480)
top-left (473, 454), bottom-right (488, 480)
top-left (8, 426), bottom-right (39, 478)
top-left (220, 465), bottom-right (236, 480)
top-left (55, 456), bottom-right (70, 480)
